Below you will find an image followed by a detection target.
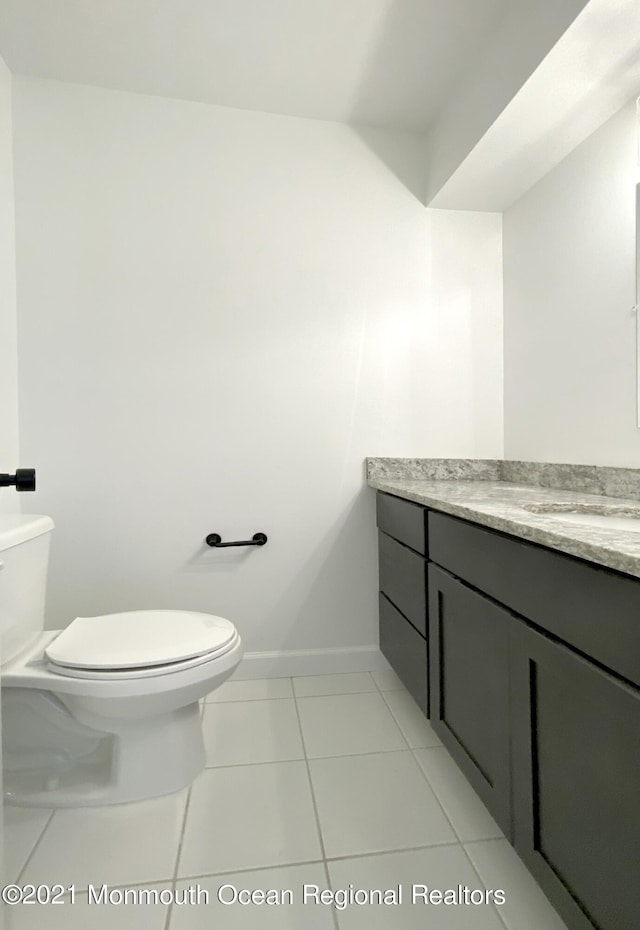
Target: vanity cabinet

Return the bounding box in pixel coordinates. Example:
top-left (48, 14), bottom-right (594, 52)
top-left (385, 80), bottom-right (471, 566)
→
top-left (375, 490), bottom-right (640, 930)
top-left (376, 493), bottom-right (428, 713)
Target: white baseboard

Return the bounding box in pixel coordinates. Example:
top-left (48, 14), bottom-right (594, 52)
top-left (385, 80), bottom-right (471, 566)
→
top-left (231, 646), bottom-right (391, 680)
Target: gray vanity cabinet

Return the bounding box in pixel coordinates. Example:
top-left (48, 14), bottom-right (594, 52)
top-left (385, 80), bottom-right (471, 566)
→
top-left (376, 493), bottom-right (428, 713)
top-left (427, 509), bottom-right (640, 930)
top-left (428, 564), bottom-right (512, 837)
top-left (375, 490), bottom-right (640, 930)
top-left (510, 621), bottom-right (640, 930)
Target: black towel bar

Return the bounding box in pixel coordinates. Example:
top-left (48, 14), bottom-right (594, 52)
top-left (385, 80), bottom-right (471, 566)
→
top-left (206, 532), bottom-right (268, 548)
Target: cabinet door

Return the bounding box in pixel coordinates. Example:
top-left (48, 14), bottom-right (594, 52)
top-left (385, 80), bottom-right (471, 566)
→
top-left (428, 564), bottom-right (511, 835)
top-left (511, 621), bottom-right (640, 930)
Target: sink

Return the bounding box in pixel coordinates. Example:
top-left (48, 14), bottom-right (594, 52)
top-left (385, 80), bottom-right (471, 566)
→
top-left (541, 513), bottom-right (640, 532)
top-left (518, 503), bottom-right (640, 533)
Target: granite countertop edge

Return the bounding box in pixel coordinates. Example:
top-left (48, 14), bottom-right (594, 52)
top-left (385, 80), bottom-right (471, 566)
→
top-left (368, 475), bottom-right (640, 580)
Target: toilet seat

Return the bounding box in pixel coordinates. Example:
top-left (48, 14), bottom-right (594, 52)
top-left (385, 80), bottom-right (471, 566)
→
top-left (45, 610), bottom-right (237, 678)
top-left (46, 630), bottom-right (241, 680)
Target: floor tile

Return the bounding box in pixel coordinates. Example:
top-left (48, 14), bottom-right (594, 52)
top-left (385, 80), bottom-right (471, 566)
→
top-left (2, 805), bottom-right (53, 881)
top-left (414, 748), bottom-right (503, 842)
top-left (206, 678), bottom-right (293, 703)
top-left (381, 690), bottom-right (442, 749)
top-left (21, 790), bottom-right (187, 888)
top-left (170, 863), bottom-right (335, 929)
top-left (5, 883), bottom-right (168, 930)
top-left (370, 669), bottom-right (405, 691)
top-left (202, 699), bottom-right (303, 766)
top-left (465, 839), bottom-right (569, 930)
top-left (309, 751), bottom-right (456, 858)
top-left (293, 673), bottom-right (376, 697)
top-left (297, 692), bottom-right (407, 758)
top-left (328, 845), bottom-right (505, 930)
top-left (178, 762), bottom-right (321, 876)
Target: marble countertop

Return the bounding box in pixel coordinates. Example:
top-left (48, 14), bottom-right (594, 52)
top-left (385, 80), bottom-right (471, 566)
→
top-left (368, 475), bottom-right (640, 579)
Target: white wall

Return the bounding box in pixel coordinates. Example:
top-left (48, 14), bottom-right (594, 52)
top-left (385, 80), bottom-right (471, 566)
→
top-left (0, 54), bottom-right (19, 515)
top-left (13, 77), bottom-right (503, 657)
top-left (503, 98), bottom-right (639, 466)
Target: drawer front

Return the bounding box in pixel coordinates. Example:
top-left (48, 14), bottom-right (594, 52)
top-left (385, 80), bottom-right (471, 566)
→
top-left (376, 492), bottom-right (427, 555)
top-left (378, 530), bottom-right (427, 637)
top-left (379, 593), bottom-right (428, 714)
top-left (429, 511), bottom-right (640, 687)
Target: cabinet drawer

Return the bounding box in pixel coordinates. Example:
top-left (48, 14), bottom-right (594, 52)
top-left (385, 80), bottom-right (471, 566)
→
top-left (429, 511), bottom-right (640, 688)
top-left (379, 593), bottom-right (428, 714)
top-left (376, 492), bottom-right (427, 554)
top-left (378, 530), bottom-right (427, 637)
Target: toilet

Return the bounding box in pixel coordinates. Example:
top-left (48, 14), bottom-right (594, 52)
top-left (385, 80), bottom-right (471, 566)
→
top-left (0, 514), bottom-right (243, 807)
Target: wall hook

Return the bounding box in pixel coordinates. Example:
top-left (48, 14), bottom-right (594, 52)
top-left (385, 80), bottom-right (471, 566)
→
top-left (0, 468), bottom-right (36, 492)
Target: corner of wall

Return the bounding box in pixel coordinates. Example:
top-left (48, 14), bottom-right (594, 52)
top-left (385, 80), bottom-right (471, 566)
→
top-left (0, 53), bottom-right (20, 513)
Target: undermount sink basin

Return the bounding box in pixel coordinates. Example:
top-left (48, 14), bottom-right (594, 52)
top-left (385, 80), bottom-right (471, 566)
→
top-left (518, 503), bottom-right (640, 533)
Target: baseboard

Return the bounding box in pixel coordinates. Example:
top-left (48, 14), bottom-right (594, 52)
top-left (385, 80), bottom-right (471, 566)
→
top-left (231, 646), bottom-right (391, 680)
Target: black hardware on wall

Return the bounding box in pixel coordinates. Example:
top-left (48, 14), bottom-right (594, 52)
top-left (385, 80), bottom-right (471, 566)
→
top-left (0, 468), bottom-right (36, 492)
top-left (206, 532), bottom-right (268, 548)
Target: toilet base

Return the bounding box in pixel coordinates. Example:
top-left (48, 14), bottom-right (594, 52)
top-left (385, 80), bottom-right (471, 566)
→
top-left (4, 700), bottom-right (205, 808)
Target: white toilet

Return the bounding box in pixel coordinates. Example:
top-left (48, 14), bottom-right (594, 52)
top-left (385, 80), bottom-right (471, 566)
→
top-left (0, 513), bottom-right (243, 807)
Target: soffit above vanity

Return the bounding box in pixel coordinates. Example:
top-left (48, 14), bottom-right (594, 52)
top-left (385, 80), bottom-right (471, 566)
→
top-left (429, 0), bottom-right (640, 210)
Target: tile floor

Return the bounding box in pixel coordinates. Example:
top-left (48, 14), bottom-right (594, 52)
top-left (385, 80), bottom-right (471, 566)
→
top-left (3, 670), bottom-right (569, 930)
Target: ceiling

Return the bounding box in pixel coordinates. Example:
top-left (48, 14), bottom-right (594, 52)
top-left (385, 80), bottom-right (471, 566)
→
top-left (0, 0), bottom-right (507, 132)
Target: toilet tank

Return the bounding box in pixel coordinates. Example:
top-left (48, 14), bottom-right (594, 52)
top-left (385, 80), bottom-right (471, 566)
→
top-left (0, 514), bottom-right (54, 665)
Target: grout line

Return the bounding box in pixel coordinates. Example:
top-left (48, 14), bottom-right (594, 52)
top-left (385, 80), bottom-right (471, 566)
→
top-left (377, 690), bottom-right (422, 751)
top-left (15, 809), bottom-right (56, 883)
top-left (172, 787), bottom-right (194, 877)
top-left (291, 692), bottom-right (328, 858)
top-left (459, 840), bottom-right (512, 930)
top-left (205, 694), bottom-right (295, 706)
top-left (408, 747), bottom-right (468, 846)
top-left (291, 696), bottom-right (327, 863)
top-left (293, 687), bottom-right (378, 699)
top-left (409, 748), bottom-right (514, 930)
top-left (172, 858), bottom-right (329, 883)
top-left (163, 878), bottom-right (177, 930)
top-left (285, 693), bottom-right (339, 930)
top-left (292, 672), bottom-right (378, 698)
top-left (201, 745), bottom-right (425, 772)
top-left (325, 838), bottom-right (464, 864)
top-left (370, 669), bottom-right (405, 693)
top-left (55, 874), bottom-right (179, 898)
top-left (410, 747), bottom-right (506, 845)
top-left (165, 785), bottom-right (194, 929)
top-left (203, 754), bottom-right (306, 771)
top-left (463, 835), bottom-right (506, 846)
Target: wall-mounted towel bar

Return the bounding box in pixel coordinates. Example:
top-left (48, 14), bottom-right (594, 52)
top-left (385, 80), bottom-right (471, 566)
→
top-left (205, 532), bottom-right (268, 548)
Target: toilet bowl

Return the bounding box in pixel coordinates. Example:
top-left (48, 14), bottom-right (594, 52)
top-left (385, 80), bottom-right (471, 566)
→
top-left (0, 515), bottom-right (243, 807)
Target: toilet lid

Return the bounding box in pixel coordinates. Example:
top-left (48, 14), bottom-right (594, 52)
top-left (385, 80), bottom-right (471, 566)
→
top-left (44, 610), bottom-right (237, 671)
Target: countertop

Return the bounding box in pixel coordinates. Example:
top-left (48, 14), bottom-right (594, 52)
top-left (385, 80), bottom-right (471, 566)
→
top-left (368, 475), bottom-right (640, 580)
